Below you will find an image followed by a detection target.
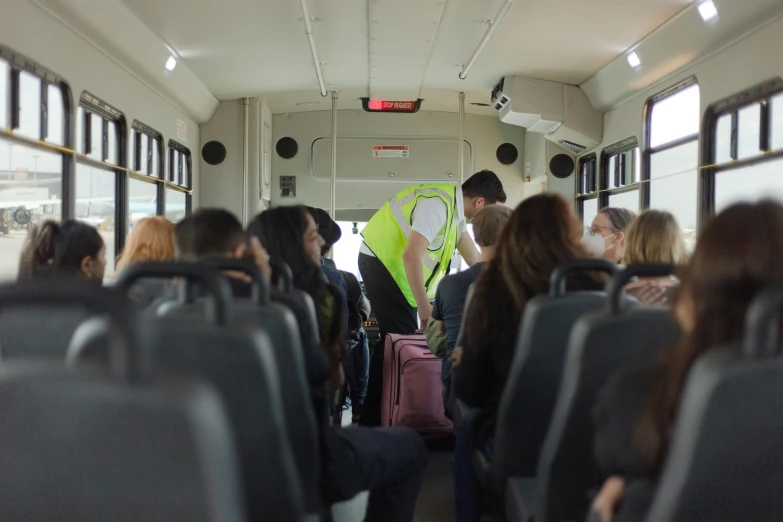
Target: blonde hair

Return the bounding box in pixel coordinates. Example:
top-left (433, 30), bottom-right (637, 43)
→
top-left (622, 210), bottom-right (688, 265)
top-left (115, 217), bottom-right (175, 273)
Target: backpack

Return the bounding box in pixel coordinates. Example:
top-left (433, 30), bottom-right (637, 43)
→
top-left (341, 271), bottom-right (368, 333)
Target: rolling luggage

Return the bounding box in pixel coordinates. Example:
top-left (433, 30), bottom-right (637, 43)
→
top-left (381, 334), bottom-right (453, 436)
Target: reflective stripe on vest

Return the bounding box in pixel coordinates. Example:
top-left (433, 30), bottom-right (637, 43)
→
top-left (362, 184), bottom-right (460, 307)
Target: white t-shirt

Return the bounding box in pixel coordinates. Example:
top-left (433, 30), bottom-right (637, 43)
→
top-left (361, 192), bottom-right (465, 256)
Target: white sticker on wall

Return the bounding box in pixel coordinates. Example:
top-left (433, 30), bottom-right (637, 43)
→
top-left (372, 145), bottom-right (409, 158)
top-left (177, 119), bottom-right (187, 142)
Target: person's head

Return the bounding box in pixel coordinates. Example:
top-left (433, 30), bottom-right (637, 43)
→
top-left (174, 208), bottom-right (246, 260)
top-left (638, 200), bottom-right (783, 470)
top-left (622, 210), bottom-right (688, 266)
top-left (247, 206), bottom-right (325, 289)
top-left (586, 207), bottom-right (637, 263)
top-left (116, 217), bottom-right (175, 273)
top-left (461, 170), bottom-right (507, 218)
top-left (306, 207), bottom-right (341, 257)
top-left (466, 194), bottom-right (591, 358)
top-left (18, 220), bottom-right (106, 282)
top-left (470, 204), bottom-right (513, 260)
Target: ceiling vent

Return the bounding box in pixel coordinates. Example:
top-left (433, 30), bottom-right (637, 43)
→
top-left (491, 76), bottom-right (603, 153)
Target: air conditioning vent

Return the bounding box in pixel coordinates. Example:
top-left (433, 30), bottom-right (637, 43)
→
top-left (558, 140), bottom-right (587, 154)
top-left (490, 76), bottom-right (603, 153)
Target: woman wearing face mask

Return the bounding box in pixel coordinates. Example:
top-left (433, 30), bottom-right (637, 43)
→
top-left (582, 208), bottom-right (637, 263)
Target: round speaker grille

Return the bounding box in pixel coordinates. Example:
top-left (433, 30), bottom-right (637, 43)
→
top-left (276, 137), bottom-right (298, 159)
top-left (549, 154), bottom-right (575, 179)
top-left (201, 141), bottom-right (227, 166)
top-left (496, 143), bottom-right (518, 165)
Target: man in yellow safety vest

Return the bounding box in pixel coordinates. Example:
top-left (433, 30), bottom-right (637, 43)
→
top-left (358, 170), bottom-right (507, 339)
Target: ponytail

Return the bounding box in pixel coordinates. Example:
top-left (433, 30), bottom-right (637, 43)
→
top-left (18, 221), bottom-right (62, 280)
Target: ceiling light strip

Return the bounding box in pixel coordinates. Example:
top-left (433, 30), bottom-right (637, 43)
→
top-left (298, 0), bottom-right (328, 97)
top-left (459, 0), bottom-right (515, 80)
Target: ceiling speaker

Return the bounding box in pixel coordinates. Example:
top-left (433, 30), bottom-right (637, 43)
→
top-left (276, 137), bottom-right (298, 159)
top-left (496, 143), bottom-right (518, 165)
top-left (201, 141), bottom-right (226, 166)
top-left (549, 154), bottom-right (575, 179)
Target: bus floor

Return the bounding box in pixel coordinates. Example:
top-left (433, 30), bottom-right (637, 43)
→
top-left (332, 412), bottom-right (456, 521)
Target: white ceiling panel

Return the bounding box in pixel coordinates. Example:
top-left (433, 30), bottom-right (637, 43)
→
top-left (369, 0), bottom-right (448, 100)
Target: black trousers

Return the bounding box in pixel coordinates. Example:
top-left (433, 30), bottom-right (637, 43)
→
top-left (323, 426), bottom-right (427, 522)
top-left (358, 253), bottom-right (418, 426)
top-left (358, 253), bottom-right (418, 339)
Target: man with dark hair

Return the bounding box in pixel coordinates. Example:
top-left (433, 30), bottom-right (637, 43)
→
top-left (174, 208), bottom-right (249, 261)
top-left (357, 171), bottom-right (506, 426)
top-left (359, 170), bottom-right (506, 337)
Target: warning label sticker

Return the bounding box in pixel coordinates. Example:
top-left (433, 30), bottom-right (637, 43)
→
top-left (373, 145), bottom-right (409, 158)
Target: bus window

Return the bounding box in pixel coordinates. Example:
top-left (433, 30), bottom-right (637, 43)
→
top-left (17, 71), bottom-right (41, 141)
top-left (576, 154), bottom-right (598, 226)
top-left (600, 139), bottom-right (641, 212)
top-left (129, 122), bottom-right (165, 232)
top-left (166, 140), bottom-right (192, 222)
top-left (75, 162), bottom-right (116, 271)
top-left (645, 79), bottom-right (700, 247)
top-left (0, 59), bottom-right (7, 130)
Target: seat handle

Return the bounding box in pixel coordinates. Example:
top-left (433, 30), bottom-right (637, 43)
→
top-left (200, 258), bottom-right (270, 306)
top-left (549, 259), bottom-right (617, 298)
top-left (115, 262), bottom-right (233, 326)
top-left (270, 259), bottom-right (294, 293)
top-left (607, 263), bottom-right (677, 315)
top-left (744, 286), bottom-right (783, 358)
top-left (0, 280), bottom-right (149, 382)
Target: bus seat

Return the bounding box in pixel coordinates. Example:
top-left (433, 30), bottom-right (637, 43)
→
top-left (510, 265), bottom-right (679, 522)
top-left (474, 260), bottom-right (620, 505)
top-left (0, 306), bottom-right (92, 359)
top-left (0, 281), bottom-right (244, 522)
top-left (116, 261), bottom-right (321, 517)
top-left (645, 285), bottom-right (783, 521)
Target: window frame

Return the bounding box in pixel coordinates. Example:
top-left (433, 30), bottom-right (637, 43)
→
top-left (641, 76), bottom-right (700, 211)
top-left (166, 139), bottom-right (193, 217)
top-left (131, 120), bottom-right (165, 216)
top-left (0, 44), bottom-right (74, 219)
top-left (77, 91), bottom-right (128, 254)
top-left (599, 137), bottom-right (641, 210)
top-left (700, 77), bottom-right (783, 226)
top-left (575, 152), bottom-right (598, 223)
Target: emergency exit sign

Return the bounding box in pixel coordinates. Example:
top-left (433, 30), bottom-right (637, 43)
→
top-left (362, 98), bottom-right (421, 113)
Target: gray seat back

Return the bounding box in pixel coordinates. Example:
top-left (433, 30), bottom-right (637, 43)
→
top-left (122, 261), bottom-right (321, 516)
top-left (492, 260), bottom-right (619, 485)
top-left (0, 281), bottom-right (243, 522)
top-left (0, 305), bottom-right (90, 360)
top-left (646, 286), bottom-right (783, 522)
top-left (531, 265), bottom-right (680, 522)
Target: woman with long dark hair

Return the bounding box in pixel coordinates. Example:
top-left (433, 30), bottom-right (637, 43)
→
top-left (247, 206), bottom-right (426, 522)
top-left (18, 220), bottom-right (106, 282)
top-left (590, 200), bottom-right (783, 522)
top-left (452, 193), bottom-right (604, 522)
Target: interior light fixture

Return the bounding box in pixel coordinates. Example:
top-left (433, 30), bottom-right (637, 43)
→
top-left (165, 56), bottom-right (177, 72)
top-left (698, 0), bottom-right (718, 22)
top-left (627, 51), bottom-right (641, 69)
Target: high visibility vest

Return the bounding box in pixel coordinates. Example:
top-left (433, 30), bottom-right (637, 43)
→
top-left (362, 184), bottom-right (461, 307)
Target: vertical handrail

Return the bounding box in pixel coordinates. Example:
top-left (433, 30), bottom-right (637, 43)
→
top-left (330, 91), bottom-right (338, 223)
top-left (459, 92), bottom-right (465, 185)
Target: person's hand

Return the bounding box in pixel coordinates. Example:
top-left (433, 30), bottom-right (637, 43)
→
top-left (635, 284), bottom-right (667, 306)
top-left (246, 236), bottom-right (272, 277)
top-left (416, 301), bottom-right (433, 332)
top-left (591, 476), bottom-right (625, 522)
top-left (449, 346), bottom-right (463, 370)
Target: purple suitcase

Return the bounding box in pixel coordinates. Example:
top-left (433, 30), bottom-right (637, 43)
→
top-left (381, 334), bottom-right (453, 437)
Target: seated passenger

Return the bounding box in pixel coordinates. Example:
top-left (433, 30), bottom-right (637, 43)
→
top-left (590, 200), bottom-right (783, 522)
top-left (452, 194), bottom-right (605, 522)
top-left (18, 220), bottom-right (106, 283)
top-left (621, 210), bottom-right (688, 306)
top-left (432, 204), bottom-right (512, 411)
top-left (114, 217), bottom-right (176, 306)
top-left (247, 206), bottom-right (427, 522)
top-left (583, 207), bottom-right (637, 263)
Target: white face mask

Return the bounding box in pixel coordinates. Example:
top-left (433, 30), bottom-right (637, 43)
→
top-left (582, 230), bottom-right (616, 254)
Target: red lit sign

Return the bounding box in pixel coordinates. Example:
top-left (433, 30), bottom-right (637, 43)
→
top-left (362, 98), bottom-right (421, 113)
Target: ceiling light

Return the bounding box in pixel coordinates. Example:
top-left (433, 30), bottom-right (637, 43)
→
top-left (165, 56), bottom-right (177, 72)
top-left (627, 51), bottom-right (641, 69)
top-left (698, 0), bottom-right (718, 22)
